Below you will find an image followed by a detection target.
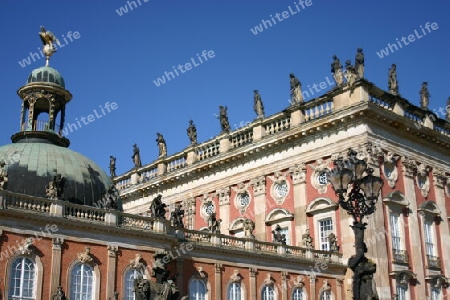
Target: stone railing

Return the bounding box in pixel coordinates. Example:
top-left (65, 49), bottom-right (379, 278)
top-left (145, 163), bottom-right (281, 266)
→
top-left (426, 255), bottom-right (441, 269)
top-left (183, 229), bottom-right (212, 243)
top-left (229, 126), bottom-right (253, 149)
top-left (0, 191), bottom-right (52, 213)
top-left (118, 212), bottom-right (155, 230)
top-left (64, 202), bottom-right (106, 222)
top-left (220, 234), bottom-right (246, 249)
top-left (392, 249), bottom-right (409, 264)
top-left (196, 139), bottom-right (220, 161)
top-left (167, 152), bottom-right (187, 172)
top-left (113, 82), bottom-right (450, 192)
top-left (303, 97), bottom-right (334, 122)
top-left (254, 240), bottom-right (278, 253)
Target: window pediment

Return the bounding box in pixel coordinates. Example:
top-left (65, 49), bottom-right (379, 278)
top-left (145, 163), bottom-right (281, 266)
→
top-left (418, 201), bottom-right (440, 217)
top-left (265, 208), bottom-right (294, 225)
top-left (383, 191), bottom-right (409, 208)
top-left (306, 198), bottom-right (338, 215)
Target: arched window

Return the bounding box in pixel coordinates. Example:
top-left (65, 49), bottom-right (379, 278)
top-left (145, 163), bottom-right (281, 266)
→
top-left (124, 268), bottom-right (143, 300)
top-left (262, 286), bottom-right (275, 300)
top-left (189, 279), bottom-right (207, 300)
top-left (227, 282), bottom-right (241, 300)
top-left (8, 257), bottom-right (36, 299)
top-left (320, 290), bottom-right (331, 300)
top-left (71, 263), bottom-right (94, 300)
top-left (292, 287), bottom-right (303, 300)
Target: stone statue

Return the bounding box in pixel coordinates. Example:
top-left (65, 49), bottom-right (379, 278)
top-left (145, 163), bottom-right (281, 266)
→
top-left (170, 204), bottom-right (185, 228)
top-left (345, 60), bottom-right (357, 92)
top-left (289, 73), bottom-right (303, 104)
top-left (102, 185), bottom-right (119, 210)
top-left (419, 82), bottom-right (430, 109)
top-left (208, 212), bottom-right (222, 233)
top-left (46, 173), bottom-right (65, 199)
top-left (302, 229), bottom-right (313, 248)
top-left (109, 156), bottom-right (116, 177)
top-left (52, 286), bottom-right (66, 300)
top-left (331, 55), bottom-right (344, 85)
top-left (156, 133), bottom-right (167, 157)
top-left (218, 106), bottom-right (231, 133)
top-left (243, 219), bottom-right (255, 238)
top-left (253, 90), bottom-right (265, 118)
top-left (272, 224), bottom-right (286, 245)
top-left (134, 273), bottom-right (151, 300)
top-left (132, 144), bottom-right (142, 168)
top-left (187, 120), bottom-right (197, 144)
top-left (39, 26), bottom-right (59, 65)
top-left (388, 64), bottom-right (399, 96)
top-left (0, 160), bottom-right (8, 190)
top-left (328, 232), bottom-right (339, 252)
top-left (354, 48), bottom-right (364, 78)
top-left (150, 194), bottom-right (167, 218)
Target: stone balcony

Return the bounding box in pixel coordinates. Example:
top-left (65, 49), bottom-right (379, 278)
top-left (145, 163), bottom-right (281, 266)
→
top-left (426, 254), bottom-right (441, 269)
top-left (0, 190), bottom-right (343, 266)
top-left (392, 249), bottom-right (409, 264)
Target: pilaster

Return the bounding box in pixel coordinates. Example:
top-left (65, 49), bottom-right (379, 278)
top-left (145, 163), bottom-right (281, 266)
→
top-left (433, 169), bottom-right (450, 277)
top-left (309, 275), bottom-right (316, 300)
top-left (401, 156), bottom-right (426, 299)
top-left (215, 263), bottom-right (222, 300)
top-left (281, 271), bottom-right (288, 300)
top-left (249, 268), bottom-right (257, 300)
top-left (217, 187), bottom-right (230, 232)
top-left (50, 238), bottom-right (64, 296)
top-left (289, 163), bottom-right (307, 245)
top-left (251, 176), bottom-right (266, 241)
top-left (106, 245), bottom-right (118, 300)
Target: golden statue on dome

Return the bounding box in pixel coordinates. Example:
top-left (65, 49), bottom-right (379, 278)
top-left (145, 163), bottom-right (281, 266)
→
top-left (39, 26), bottom-right (59, 66)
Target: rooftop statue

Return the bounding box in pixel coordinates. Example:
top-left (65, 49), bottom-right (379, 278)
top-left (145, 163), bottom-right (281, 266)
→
top-left (253, 90), bottom-right (265, 118)
top-left (331, 55), bottom-right (344, 85)
top-left (39, 26), bottom-right (59, 66)
top-left (187, 120), bottom-right (197, 144)
top-left (388, 64), bottom-right (399, 96)
top-left (156, 133), bottom-right (167, 158)
top-left (132, 144), bottom-right (142, 168)
top-left (109, 156), bottom-right (116, 177)
top-left (218, 106), bottom-right (231, 133)
top-left (354, 48), bottom-right (364, 78)
top-left (419, 82), bottom-right (430, 109)
top-left (289, 73), bottom-right (303, 105)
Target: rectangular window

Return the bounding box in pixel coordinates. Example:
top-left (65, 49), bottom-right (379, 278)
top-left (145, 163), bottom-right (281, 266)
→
top-left (390, 213), bottom-right (401, 251)
top-left (424, 220), bottom-right (434, 256)
top-left (280, 227), bottom-right (290, 245)
top-left (318, 218), bottom-right (333, 251)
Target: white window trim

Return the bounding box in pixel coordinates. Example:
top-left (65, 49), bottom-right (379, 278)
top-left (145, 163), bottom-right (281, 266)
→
top-left (122, 262), bottom-right (151, 300)
top-left (227, 281), bottom-right (245, 300)
top-left (4, 253), bottom-right (43, 300)
top-left (260, 285), bottom-right (278, 300)
top-left (313, 211), bottom-right (336, 251)
top-left (67, 259), bottom-right (100, 300)
top-left (188, 274), bottom-right (211, 300)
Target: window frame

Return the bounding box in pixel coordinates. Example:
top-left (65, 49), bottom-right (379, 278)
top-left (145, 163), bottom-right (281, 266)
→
top-left (227, 281), bottom-right (242, 300)
top-left (8, 256), bottom-right (36, 300)
top-left (189, 278), bottom-right (208, 300)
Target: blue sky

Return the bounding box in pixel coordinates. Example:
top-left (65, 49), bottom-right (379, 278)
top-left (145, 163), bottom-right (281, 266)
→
top-left (0, 0), bottom-right (448, 176)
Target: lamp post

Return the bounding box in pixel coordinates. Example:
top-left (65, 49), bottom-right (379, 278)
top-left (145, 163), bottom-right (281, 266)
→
top-left (328, 148), bottom-right (384, 300)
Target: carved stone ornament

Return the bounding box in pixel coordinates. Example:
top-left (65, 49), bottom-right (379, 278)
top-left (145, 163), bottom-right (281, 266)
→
top-left (77, 247), bottom-right (94, 264)
top-left (195, 266), bottom-right (207, 278)
top-left (401, 156), bottom-right (417, 178)
top-left (200, 194), bottom-right (215, 221)
top-left (19, 238), bottom-right (35, 255)
top-left (107, 245), bottom-right (118, 258)
top-left (382, 152), bottom-right (400, 188)
top-left (321, 279), bottom-right (331, 291)
top-left (250, 176), bottom-right (266, 196)
top-left (130, 254), bottom-right (144, 269)
top-left (217, 187), bottom-right (231, 206)
top-left (232, 183), bottom-right (251, 214)
top-left (268, 172), bottom-right (290, 205)
top-left (293, 275), bottom-right (305, 288)
top-left (432, 168), bottom-right (447, 189)
top-left (264, 273), bottom-right (275, 285)
top-left (52, 238), bottom-right (64, 250)
top-left (427, 275), bottom-right (448, 289)
top-left (249, 267), bottom-right (257, 277)
top-left (215, 263), bottom-right (222, 273)
top-left (416, 164), bottom-right (430, 197)
top-left (309, 158), bottom-right (331, 194)
top-left (392, 271), bottom-right (416, 288)
top-left (289, 163), bottom-right (306, 185)
top-left (230, 270), bottom-right (241, 283)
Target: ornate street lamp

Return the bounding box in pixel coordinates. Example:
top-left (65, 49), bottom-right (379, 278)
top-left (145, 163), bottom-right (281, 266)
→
top-left (328, 148), bottom-right (383, 300)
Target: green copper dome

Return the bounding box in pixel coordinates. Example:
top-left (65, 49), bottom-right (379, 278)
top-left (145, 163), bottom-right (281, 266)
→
top-left (0, 142), bottom-right (115, 206)
top-left (26, 66), bottom-right (65, 88)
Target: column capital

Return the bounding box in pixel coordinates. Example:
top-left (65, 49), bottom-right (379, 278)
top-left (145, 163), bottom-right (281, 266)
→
top-left (289, 163), bottom-right (306, 185)
top-left (401, 156), bottom-right (417, 177)
top-left (433, 168), bottom-right (447, 189)
top-left (107, 245), bottom-right (119, 258)
top-left (52, 237), bottom-right (64, 250)
top-left (250, 176), bottom-right (266, 196)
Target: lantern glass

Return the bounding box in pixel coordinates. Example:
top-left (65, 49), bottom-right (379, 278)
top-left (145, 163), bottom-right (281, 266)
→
top-left (360, 174), bottom-right (384, 200)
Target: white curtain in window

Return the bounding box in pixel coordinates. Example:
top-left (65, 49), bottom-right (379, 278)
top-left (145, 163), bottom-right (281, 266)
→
top-left (262, 286), bottom-right (274, 300)
top-left (292, 288), bottom-right (303, 300)
top-left (189, 279), bottom-right (207, 300)
top-left (319, 218), bottom-right (333, 251)
top-left (227, 282), bottom-right (241, 300)
top-left (71, 263), bottom-right (94, 300)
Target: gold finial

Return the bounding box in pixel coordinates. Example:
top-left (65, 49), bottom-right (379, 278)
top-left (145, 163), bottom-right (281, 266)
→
top-left (39, 26), bottom-right (59, 66)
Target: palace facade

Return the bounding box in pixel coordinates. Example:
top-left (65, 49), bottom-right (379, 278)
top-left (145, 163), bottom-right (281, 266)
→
top-left (0, 49), bottom-right (449, 300)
